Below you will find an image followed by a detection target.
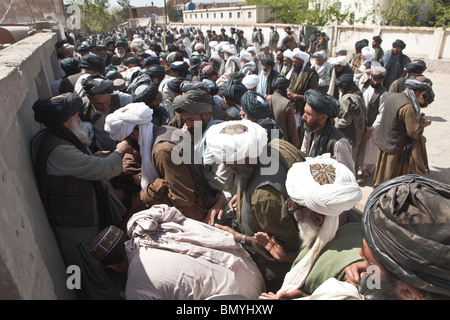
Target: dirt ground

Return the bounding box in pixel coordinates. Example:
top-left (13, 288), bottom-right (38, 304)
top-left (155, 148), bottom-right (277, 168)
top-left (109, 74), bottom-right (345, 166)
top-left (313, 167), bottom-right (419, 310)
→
top-left (354, 70), bottom-right (450, 214)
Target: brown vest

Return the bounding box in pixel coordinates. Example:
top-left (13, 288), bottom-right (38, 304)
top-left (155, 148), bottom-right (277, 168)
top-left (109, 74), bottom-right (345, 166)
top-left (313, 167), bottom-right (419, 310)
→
top-left (373, 92), bottom-right (411, 155)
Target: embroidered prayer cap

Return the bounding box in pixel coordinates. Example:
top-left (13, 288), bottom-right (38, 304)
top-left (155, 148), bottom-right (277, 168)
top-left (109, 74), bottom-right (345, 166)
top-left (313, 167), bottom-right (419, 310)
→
top-left (90, 225), bottom-right (129, 265)
top-left (304, 89), bottom-right (340, 117)
top-left (33, 92), bottom-right (82, 128)
top-left (363, 174), bottom-right (450, 296)
top-left (285, 155), bottom-right (361, 216)
top-left (205, 119), bottom-right (268, 164)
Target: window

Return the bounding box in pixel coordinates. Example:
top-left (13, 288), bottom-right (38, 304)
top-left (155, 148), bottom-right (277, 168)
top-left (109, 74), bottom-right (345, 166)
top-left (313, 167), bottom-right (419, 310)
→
top-left (221, 13), bottom-right (223, 18)
top-left (229, 12), bottom-right (232, 18)
top-left (237, 12), bottom-right (240, 18)
top-left (214, 13), bottom-right (216, 18)
top-left (248, 12), bottom-right (251, 19)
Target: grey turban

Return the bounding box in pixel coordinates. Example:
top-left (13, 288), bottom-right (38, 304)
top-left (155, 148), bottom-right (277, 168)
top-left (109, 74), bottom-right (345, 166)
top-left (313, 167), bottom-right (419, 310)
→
top-left (363, 174), bottom-right (450, 296)
top-left (166, 77), bottom-right (188, 94)
top-left (261, 58), bottom-right (275, 67)
top-left (304, 89), bottom-right (340, 117)
top-left (405, 75), bottom-right (431, 92)
top-left (241, 91), bottom-right (270, 119)
top-left (81, 76), bottom-right (114, 96)
top-left (272, 75), bottom-right (290, 91)
top-left (132, 82), bottom-right (160, 105)
top-left (392, 39), bottom-right (406, 49)
top-left (60, 58), bottom-right (81, 76)
top-left (173, 89), bottom-right (212, 114)
top-left (335, 73), bottom-right (357, 92)
top-left (145, 65), bottom-right (166, 83)
top-left (219, 79), bottom-right (248, 103)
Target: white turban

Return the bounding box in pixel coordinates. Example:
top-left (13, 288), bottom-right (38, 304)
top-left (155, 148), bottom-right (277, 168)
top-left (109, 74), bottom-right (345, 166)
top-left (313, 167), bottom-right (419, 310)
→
top-left (104, 102), bottom-right (159, 191)
top-left (283, 49), bottom-right (293, 61)
top-left (240, 51), bottom-right (253, 62)
top-left (194, 43), bottom-right (204, 51)
top-left (144, 49), bottom-right (158, 58)
top-left (222, 44), bottom-right (237, 56)
top-left (209, 41), bottom-right (218, 49)
top-left (205, 120), bottom-right (268, 164)
top-left (278, 155), bottom-right (362, 294)
top-left (330, 56), bottom-right (347, 67)
top-left (361, 46), bottom-right (375, 62)
top-left (242, 74), bottom-right (259, 90)
top-left (246, 46), bottom-right (257, 53)
top-left (292, 47), bottom-right (310, 63)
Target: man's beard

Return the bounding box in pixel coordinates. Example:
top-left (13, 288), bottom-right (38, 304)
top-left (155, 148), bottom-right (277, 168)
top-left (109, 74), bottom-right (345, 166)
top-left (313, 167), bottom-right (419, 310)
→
top-left (296, 212), bottom-right (320, 250)
top-left (262, 70), bottom-right (270, 77)
top-left (69, 118), bottom-right (90, 145)
top-left (370, 80), bottom-right (382, 89)
top-left (294, 64), bottom-right (304, 73)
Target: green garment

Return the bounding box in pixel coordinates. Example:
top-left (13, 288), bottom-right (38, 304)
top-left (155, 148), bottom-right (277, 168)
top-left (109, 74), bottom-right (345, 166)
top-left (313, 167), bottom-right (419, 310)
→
top-left (288, 66), bottom-right (319, 114)
top-left (291, 222), bottom-right (363, 295)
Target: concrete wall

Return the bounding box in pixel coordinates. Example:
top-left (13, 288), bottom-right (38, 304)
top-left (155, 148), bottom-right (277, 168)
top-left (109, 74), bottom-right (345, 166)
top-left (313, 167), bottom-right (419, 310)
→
top-left (0, 0), bottom-right (65, 26)
top-left (0, 32), bottom-right (75, 299)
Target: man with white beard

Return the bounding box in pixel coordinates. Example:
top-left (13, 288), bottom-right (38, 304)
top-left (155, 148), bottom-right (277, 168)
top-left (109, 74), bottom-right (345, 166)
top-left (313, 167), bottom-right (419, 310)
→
top-left (32, 92), bottom-right (135, 299)
top-left (218, 44), bottom-right (241, 77)
top-left (255, 156), bottom-right (364, 299)
top-left (111, 39), bottom-right (134, 66)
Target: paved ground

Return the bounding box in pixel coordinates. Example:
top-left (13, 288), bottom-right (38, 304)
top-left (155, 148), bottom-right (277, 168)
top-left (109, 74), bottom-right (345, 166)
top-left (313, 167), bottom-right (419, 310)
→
top-left (354, 70), bottom-right (450, 214)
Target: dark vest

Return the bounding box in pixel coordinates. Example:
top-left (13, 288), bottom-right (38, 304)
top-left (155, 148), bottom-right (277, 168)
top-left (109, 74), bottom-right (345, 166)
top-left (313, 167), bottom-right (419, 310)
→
top-left (35, 132), bottom-right (97, 227)
top-left (362, 81), bottom-right (387, 127)
top-left (59, 73), bottom-right (83, 94)
top-left (308, 126), bottom-right (346, 158)
top-left (373, 92), bottom-right (411, 155)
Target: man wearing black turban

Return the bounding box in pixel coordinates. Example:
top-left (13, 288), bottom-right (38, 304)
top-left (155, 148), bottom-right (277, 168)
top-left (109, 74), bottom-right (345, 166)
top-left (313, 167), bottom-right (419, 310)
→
top-left (111, 39), bottom-right (134, 66)
top-left (345, 174), bottom-right (450, 300)
top-left (32, 92), bottom-right (133, 299)
top-left (219, 78), bottom-right (248, 120)
top-left (380, 39), bottom-right (411, 90)
top-left (388, 59), bottom-right (435, 108)
top-left (80, 75), bottom-right (132, 153)
top-left (301, 89), bottom-right (355, 175)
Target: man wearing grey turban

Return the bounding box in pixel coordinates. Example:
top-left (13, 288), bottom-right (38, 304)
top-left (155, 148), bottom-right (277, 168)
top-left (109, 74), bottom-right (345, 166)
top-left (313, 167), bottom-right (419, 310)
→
top-left (219, 78), bottom-right (248, 120)
top-left (346, 174), bottom-right (450, 300)
top-left (373, 75), bottom-right (431, 186)
top-left (80, 75), bottom-right (132, 153)
top-left (301, 89), bottom-right (355, 175)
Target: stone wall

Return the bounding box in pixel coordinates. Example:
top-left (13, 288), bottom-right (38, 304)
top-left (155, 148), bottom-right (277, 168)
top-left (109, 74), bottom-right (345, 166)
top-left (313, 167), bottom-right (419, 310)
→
top-left (0, 32), bottom-right (75, 299)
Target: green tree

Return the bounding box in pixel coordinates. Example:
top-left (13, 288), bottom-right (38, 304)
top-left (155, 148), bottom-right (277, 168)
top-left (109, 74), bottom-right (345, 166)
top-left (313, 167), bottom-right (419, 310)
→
top-left (372, 0), bottom-right (427, 26)
top-left (246, 0), bottom-right (349, 26)
top-left (117, 0), bottom-right (131, 20)
top-left (429, 0), bottom-right (450, 28)
top-left (68, 0), bottom-right (115, 33)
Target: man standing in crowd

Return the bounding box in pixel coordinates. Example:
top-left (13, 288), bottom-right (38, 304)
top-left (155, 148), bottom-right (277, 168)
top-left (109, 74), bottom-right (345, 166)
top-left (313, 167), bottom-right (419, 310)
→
top-left (380, 39), bottom-right (411, 90)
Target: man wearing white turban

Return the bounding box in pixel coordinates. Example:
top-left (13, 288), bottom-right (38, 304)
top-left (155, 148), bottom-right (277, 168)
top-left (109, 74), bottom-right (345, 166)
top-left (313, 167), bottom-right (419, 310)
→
top-left (355, 46), bottom-right (382, 89)
top-left (105, 102), bottom-right (159, 191)
top-left (257, 155), bottom-right (363, 299)
top-left (208, 120), bottom-right (305, 293)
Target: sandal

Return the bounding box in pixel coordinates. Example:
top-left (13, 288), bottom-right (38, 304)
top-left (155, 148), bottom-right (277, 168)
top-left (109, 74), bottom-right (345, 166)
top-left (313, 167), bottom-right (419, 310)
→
top-left (356, 174), bottom-right (369, 184)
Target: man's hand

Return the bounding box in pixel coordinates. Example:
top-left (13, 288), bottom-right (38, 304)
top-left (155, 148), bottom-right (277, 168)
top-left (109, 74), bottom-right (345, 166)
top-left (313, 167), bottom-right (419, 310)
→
top-left (205, 207), bottom-right (224, 226)
top-left (94, 150), bottom-right (111, 158)
top-left (344, 260), bottom-right (369, 287)
top-left (254, 232), bottom-right (296, 263)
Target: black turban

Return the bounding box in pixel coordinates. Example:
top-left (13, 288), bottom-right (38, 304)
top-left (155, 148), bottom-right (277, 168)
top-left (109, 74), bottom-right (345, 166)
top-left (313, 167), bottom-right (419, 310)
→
top-left (170, 61), bottom-right (189, 77)
top-left (405, 75), bottom-right (431, 92)
top-left (335, 73), bottom-right (357, 92)
top-left (105, 38), bottom-right (115, 47)
top-left (272, 75), bottom-right (290, 92)
top-left (363, 174), bottom-right (450, 296)
top-left (132, 82), bottom-right (160, 105)
top-left (80, 54), bottom-right (105, 74)
top-left (180, 81), bottom-right (210, 93)
top-left (124, 57), bottom-right (141, 66)
top-left (143, 56), bottom-right (160, 67)
top-left (115, 39), bottom-right (128, 49)
top-left (77, 44), bottom-right (91, 53)
top-left (261, 58), bottom-right (275, 67)
top-left (166, 77), bottom-right (188, 94)
top-left (219, 79), bottom-right (248, 103)
top-left (405, 59), bottom-right (427, 74)
top-left (304, 89), bottom-right (340, 117)
top-left (241, 91), bottom-right (270, 119)
top-left (33, 92), bottom-right (82, 128)
top-left (144, 65), bottom-right (165, 81)
top-left (81, 76), bottom-right (114, 96)
top-left (373, 35), bottom-right (382, 43)
top-left (392, 39), bottom-right (406, 49)
top-left (355, 40), bottom-right (366, 53)
top-left (60, 58), bottom-right (81, 76)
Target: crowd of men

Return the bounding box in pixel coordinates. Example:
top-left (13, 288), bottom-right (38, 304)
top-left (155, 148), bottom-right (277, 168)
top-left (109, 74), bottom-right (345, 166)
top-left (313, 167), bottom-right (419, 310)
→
top-left (30, 24), bottom-right (449, 300)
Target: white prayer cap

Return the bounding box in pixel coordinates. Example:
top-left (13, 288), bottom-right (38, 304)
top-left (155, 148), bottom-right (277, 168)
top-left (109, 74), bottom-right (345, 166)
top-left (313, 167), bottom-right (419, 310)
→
top-left (283, 49), bottom-right (293, 60)
top-left (240, 51), bottom-right (252, 62)
top-left (205, 120), bottom-right (268, 164)
top-left (330, 56), bottom-right (347, 67)
top-left (242, 74), bottom-right (259, 90)
top-left (144, 49), bottom-right (158, 58)
top-left (285, 155), bottom-right (361, 217)
top-left (291, 48), bottom-right (310, 63)
top-left (105, 103), bottom-right (159, 190)
top-left (361, 46), bottom-right (375, 62)
top-left (222, 44), bottom-right (237, 56)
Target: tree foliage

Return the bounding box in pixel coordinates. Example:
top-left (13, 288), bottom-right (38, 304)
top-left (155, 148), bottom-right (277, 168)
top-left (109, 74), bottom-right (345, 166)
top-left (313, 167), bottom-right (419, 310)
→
top-left (429, 0), bottom-right (450, 28)
top-left (68, 0), bottom-right (117, 33)
top-left (246, 0), bottom-right (349, 26)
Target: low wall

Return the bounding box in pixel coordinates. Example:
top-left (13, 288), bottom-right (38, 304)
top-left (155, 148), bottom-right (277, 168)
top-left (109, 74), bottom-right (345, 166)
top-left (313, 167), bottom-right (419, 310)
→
top-left (0, 32), bottom-right (75, 299)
